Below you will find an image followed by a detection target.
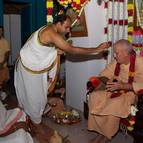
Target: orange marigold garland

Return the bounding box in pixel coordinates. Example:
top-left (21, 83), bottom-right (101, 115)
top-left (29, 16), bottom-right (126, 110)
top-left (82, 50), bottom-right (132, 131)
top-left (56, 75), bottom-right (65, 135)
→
top-left (111, 50), bottom-right (136, 99)
top-left (114, 50), bottom-right (137, 132)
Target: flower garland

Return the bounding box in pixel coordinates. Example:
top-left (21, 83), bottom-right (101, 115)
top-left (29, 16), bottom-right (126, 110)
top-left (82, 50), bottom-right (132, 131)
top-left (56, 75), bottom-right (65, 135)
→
top-left (46, 0), bottom-right (54, 23)
top-left (104, 0), bottom-right (128, 63)
top-left (132, 0), bottom-right (143, 51)
top-left (127, 0), bottom-right (143, 52)
top-left (88, 76), bottom-right (101, 89)
top-left (57, 0), bottom-right (89, 28)
top-left (57, 0), bottom-right (89, 14)
top-left (135, 0), bottom-right (143, 29)
top-left (127, 0), bottom-right (134, 44)
top-left (110, 50), bottom-right (136, 98)
top-left (120, 103), bottom-right (139, 132)
top-left (113, 50), bottom-right (137, 132)
top-left (104, 0), bottom-right (128, 44)
top-left (132, 28), bottom-right (143, 50)
top-left (114, 50), bottom-right (136, 83)
top-left (46, 0), bottom-right (89, 28)
top-left (121, 114), bottom-right (136, 132)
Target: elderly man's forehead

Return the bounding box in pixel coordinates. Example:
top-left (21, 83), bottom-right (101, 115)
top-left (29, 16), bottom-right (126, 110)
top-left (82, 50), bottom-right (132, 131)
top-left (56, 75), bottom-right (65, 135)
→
top-left (113, 43), bottom-right (126, 53)
top-left (113, 43), bottom-right (122, 49)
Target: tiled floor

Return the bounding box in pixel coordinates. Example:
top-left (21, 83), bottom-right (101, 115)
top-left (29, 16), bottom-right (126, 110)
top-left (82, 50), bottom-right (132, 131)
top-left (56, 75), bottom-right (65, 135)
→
top-left (43, 111), bottom-right (133, 143)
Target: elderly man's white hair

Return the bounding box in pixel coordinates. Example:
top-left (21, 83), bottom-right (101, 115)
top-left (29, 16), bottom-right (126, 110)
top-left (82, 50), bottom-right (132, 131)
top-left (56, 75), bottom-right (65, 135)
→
top-left (114, 39), bottom-right (133, 54)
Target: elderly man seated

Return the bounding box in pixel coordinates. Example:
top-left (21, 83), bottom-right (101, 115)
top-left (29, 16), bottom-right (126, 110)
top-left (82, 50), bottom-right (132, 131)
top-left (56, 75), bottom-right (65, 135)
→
top-left (88, 39), bottom-right (143, 143)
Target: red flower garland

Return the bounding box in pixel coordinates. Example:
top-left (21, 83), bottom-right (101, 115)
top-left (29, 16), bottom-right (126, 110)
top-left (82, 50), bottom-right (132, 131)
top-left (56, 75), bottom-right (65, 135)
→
top-left (111, 50), bottom-right (136, 98)
top-left (113, 50), bottom-right (137, 132)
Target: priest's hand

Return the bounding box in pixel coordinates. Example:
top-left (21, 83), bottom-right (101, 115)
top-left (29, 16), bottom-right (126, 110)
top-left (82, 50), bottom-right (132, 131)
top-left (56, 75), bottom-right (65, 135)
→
top-left (98, 42), bottom-right (110, 51)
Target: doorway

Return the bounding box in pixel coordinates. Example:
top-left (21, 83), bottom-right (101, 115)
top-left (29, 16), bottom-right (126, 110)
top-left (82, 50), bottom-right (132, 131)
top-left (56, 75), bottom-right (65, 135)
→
top-left (3, 0), bottom-right (46, 65)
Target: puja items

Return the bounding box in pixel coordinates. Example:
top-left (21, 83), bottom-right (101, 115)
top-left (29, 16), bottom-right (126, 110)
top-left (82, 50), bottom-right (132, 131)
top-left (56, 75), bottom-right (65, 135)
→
top-left (52, 109), bottom-right (81, 124)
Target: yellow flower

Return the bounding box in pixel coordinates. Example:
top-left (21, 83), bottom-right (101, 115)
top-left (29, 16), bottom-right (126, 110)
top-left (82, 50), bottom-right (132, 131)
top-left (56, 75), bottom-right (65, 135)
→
top-left (127, 126), bottom-right (134, 131)
top-left (129, 72), bottom-right (135, 77)
top-left (46, 1), bottom-right (53, 8)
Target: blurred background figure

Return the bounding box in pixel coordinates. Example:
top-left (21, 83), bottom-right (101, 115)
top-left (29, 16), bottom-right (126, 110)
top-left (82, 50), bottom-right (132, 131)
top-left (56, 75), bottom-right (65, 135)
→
top-left (0, 26), bottom-right (10, 101)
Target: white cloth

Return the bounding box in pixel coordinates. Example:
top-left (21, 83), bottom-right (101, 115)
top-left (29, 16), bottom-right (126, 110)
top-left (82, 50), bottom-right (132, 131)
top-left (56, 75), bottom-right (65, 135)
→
top-left (15, 60), bottom-right (48, 124)
top-left (0, 91), bottom-right (7, 101)
top-left (0, 101), bottom-right (25, 134)
top-left (0, 129), bottom-right (33, 143)
top-left (20, 27), bottom-right (57, 71)
top-left (0, 101), bottom-right (33, 143)
top-left (15, 27), bottom-right (58, 124)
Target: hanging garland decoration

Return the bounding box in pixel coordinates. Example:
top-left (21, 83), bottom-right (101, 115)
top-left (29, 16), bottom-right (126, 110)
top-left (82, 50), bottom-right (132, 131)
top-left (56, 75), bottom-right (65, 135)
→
top-left (132, 28), bottom-right (143, 50)
top-left (127, 0), bottom-right (134, 46)
top-left (71, 1), bottom-right (88, 27)
top-left (135, 0), bottom-right (143, 28)
top-left (57, 0), bottom-right (89, 28)
top-left (46, 0), bottom-right (54, 23)
top-left (114, 50), bottom-right (137, 133)
top-left (104, 0), bottom-right (128, 44)
top-left (46, 0), bottom-right (89, 28)
top-left (127, 0), bottom-right (143, 52)
top-left (57, 0), bottom-right (88, 14)
top-left (132, 0), bottom-right (143, 52)
top-left (104, 0), bottom-right (128, 63)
